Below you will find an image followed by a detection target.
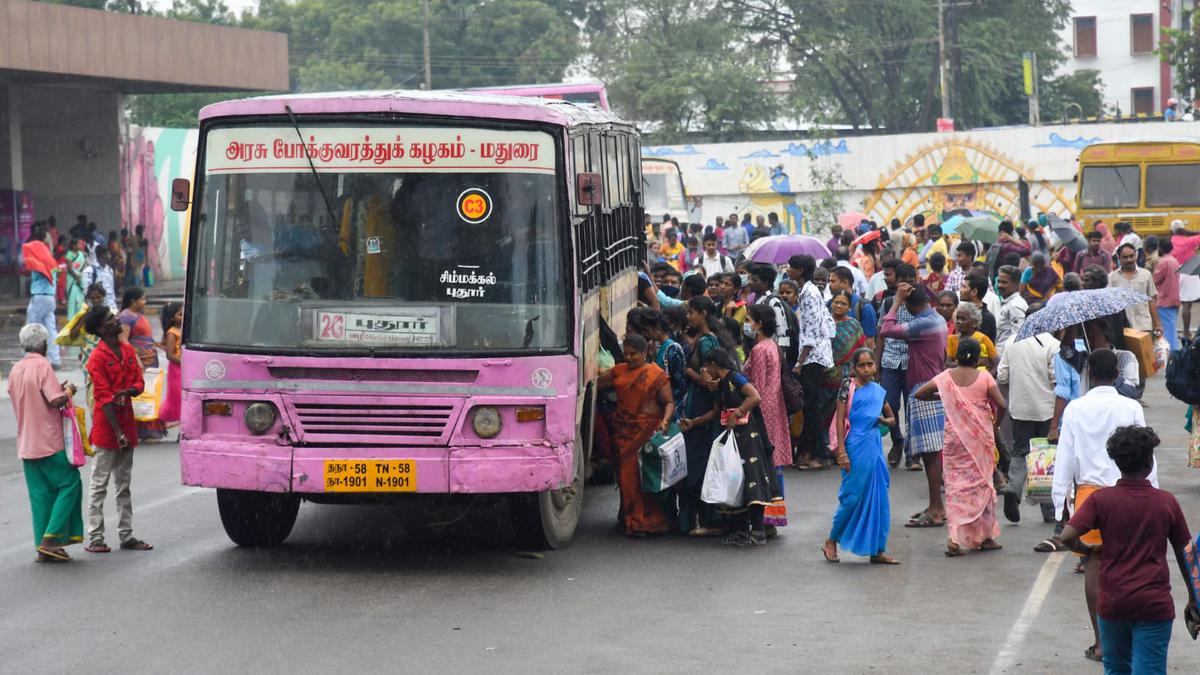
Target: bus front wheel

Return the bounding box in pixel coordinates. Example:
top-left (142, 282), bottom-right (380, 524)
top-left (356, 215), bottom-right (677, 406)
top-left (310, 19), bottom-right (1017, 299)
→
top-left (510, 441), bottom-right (585, 550)
top-left (216, 488), bottom-right (300, 547)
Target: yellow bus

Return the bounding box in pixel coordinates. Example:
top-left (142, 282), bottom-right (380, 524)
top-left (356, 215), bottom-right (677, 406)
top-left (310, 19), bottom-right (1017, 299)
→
top-left (1075, 139), bottom-right (1200, 237)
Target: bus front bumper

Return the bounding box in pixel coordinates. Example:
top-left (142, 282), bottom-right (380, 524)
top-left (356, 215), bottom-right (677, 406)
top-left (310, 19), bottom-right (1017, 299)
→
top-left (179, 441), bottom-right (574, 495)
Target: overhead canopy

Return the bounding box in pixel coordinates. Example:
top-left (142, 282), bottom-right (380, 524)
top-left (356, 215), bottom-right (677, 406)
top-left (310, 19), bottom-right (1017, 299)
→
top-left (0, 0), bottom-right (288, 94)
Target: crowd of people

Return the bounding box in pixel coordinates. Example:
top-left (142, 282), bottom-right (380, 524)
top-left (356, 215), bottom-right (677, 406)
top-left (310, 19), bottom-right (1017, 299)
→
top-left (9, 213), bottom-right (182, 565)
top-left (19, 214), bottom-right (155, 370)
top-left (597, 210), bottom-right (1200, 670)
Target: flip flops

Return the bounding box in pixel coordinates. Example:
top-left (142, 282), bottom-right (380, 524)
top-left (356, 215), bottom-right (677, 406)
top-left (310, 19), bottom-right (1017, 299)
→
top-left (119, 538), bottom-right (153, 551)
top-left (84, 542), bottom-right (111, 553)
top-left (905, 513), bottom-right (945, 528)
top-left (35, 546), bottom-right (71, 562)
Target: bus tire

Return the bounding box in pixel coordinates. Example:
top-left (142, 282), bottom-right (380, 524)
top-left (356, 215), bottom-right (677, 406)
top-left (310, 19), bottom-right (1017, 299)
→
top-left (510, 437), bottom-right (585, 550)
top-left (216, 488), bottom-right (300, 547)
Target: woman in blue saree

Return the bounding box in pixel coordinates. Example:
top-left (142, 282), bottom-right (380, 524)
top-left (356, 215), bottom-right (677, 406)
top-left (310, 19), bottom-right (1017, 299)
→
top-left (823, 348), bottom-right (900, 564)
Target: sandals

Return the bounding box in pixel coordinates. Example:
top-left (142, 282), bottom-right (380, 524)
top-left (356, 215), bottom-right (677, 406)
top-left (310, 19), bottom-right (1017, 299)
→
top-left (688, 526), bottom-right (727, 537)
top-left (1033, 538), bottom-right (1064, 553)
top-left (905, 460), bottom-right (923, 471)
top-left (978, 540), bottom-right (1002, 552)
top-left (905, 513), bottom-right (945, 528)
top-left (85, 542), bottom-right (111, 553)
top-left (821, 543), bottom-right (840, 563)
top-left (1083, 645), bottom-right (1103, 662)
top-left (870, 553), bottom-right (900, 565)
top-left (36, 546), bottom-right (71, 562)
top-left (119, 538), bottom-right (153, 551)
top-left (944, 542), bottom-right (966, 557)
top-left (887, 445), bottom-right (903, 468)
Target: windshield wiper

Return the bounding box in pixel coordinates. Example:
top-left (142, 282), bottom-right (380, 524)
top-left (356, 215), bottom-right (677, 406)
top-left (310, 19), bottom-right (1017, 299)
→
top-left (522, 315), bottom-right (540, 349)
top-left (284, 105), bottom-right (340, 234)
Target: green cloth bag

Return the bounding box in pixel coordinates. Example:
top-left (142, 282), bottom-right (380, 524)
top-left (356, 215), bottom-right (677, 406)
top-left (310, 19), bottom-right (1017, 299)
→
top-left (639, 423), bottom-right (686, 492)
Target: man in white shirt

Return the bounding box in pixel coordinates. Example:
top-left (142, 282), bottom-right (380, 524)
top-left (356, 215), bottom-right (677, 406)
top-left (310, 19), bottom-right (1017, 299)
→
top-left (1051, 348), bottom-right (1155, 662)
top-left (996, 332), bottom-right (1058, 525)
top-left (696, 232), bottom-right (735, 278)
top-left (722, 221), bottom-right (749, 258)
top-left (994, 265), bottom-right (1028, 357)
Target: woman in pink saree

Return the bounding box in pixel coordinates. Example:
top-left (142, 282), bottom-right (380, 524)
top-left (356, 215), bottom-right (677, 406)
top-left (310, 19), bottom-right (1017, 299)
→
top-left (914, 337), bottom-right (1007, 556)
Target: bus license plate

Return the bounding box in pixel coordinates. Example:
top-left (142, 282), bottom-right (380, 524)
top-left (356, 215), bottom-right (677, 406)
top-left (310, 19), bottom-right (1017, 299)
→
top-left (323, 460), bottom-right (416, 492)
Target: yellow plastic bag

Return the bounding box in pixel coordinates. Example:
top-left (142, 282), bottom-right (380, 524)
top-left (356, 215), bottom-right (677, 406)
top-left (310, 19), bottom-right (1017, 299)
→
top-left (132, 368), bottom-right (165, 422)
top-left (74, 404), bottom-right (93, 457)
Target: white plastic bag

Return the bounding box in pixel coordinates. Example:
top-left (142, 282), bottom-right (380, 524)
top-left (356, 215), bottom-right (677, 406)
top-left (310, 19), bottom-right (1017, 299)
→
top-left (1154, 337), bottom-right (1171, 373)
top-left (701, 430), bottom-right (744, 507)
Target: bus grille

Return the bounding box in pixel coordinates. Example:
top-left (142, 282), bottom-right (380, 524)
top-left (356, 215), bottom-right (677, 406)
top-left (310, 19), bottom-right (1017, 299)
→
top-left (1128, 215), bottom-right (1165, 232)
top-left (286, 396), bottom-right (462, 445)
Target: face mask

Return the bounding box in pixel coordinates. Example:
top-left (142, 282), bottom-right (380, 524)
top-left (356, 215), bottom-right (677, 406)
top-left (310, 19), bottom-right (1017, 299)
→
top-left (739, 273), bottom-right (750, 286)
top-left (743, 322), bottom-right (756, 337)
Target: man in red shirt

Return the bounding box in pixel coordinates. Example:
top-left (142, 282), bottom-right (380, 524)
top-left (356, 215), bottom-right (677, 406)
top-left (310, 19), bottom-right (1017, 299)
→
top-left (1061, 426), bottom-right (1195, 672)
top-left (82, 305), bottom-right (153, 553)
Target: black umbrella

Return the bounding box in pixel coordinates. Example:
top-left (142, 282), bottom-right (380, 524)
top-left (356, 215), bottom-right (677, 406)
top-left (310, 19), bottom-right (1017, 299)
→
top-left (1047, 214), bottom-right (1086, 253)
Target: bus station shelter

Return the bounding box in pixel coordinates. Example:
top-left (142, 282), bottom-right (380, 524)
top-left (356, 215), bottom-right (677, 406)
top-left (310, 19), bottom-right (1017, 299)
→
top-left (0, 0), bottom-right (288, 291)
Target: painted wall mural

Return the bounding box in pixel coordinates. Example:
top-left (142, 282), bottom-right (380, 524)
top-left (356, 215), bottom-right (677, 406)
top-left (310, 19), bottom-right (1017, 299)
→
top-left (644, 120), bottom-right (1183, 233)
top-left (121, 126), bottom-right (198, 282)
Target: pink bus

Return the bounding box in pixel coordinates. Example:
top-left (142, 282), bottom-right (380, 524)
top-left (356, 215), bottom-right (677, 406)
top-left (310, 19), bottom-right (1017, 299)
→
top-left (172, 90), bottom-right (643, 549)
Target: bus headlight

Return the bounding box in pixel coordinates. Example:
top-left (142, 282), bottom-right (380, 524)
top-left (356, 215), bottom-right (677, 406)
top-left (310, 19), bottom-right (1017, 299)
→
top-left (244, 402), bottom-right (277, 434)
top-left (471, 406), bottom-right (502, 438)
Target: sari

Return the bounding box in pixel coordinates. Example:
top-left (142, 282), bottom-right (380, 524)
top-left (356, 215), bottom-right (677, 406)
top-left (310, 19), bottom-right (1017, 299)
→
top-left (654, 338), bottom-right (688, 423)
top-left (819, 316), bottom-right (866, 434)
top-left (1021, 265), bottom-right (1060, 303)
top-left (829, 380), bottom-right (891, 556)
top-left (65, 250), bottom-right (87, 319)
top-left (933, 369), bottom-right (1000, 549)
top-left (23, 450), bottom-right (84, 547)
top-left (609, 362), bottom-right (671, 535)
top-left (158, 326), bottom-right (182, 426)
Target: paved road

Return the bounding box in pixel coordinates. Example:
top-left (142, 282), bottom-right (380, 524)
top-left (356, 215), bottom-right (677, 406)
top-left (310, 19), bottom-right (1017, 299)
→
top-left (0, 374), bottom-right (1198, 673)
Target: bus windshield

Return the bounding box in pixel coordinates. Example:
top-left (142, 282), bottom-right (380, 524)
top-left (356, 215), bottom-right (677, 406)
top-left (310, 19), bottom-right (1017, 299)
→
top-left (189, 124), bottom-right (568, 353)
top-left (1145, 163), bottom-right (1200, 207)
top-left (1079, 165), bottom-right (1141, 209)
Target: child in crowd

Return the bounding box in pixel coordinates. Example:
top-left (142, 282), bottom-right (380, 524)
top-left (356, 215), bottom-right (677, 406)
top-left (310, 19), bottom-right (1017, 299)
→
top-left (1061, 426), bottom-right (1196, 673)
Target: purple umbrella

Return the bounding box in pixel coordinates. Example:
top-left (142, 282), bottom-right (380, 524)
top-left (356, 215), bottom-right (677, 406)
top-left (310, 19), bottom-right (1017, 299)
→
top-left (744, 234), bottom-right (830, 264)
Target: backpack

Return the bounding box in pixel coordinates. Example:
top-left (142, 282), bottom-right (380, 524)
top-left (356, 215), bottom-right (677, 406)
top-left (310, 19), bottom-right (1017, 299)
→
top-left (1166, 335), bottom-right (1200, 405)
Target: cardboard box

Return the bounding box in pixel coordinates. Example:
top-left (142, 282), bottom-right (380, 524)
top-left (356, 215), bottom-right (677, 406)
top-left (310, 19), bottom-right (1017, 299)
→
top-left (1124, 327), bottom-right (1155, 380)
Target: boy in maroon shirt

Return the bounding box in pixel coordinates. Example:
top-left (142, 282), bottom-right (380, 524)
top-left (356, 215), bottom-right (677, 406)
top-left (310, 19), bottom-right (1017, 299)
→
top-left (1061, 426), bottom-right (1195, 673)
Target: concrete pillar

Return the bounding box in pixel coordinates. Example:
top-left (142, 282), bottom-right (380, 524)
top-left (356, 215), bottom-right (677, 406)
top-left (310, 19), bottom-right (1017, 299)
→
top-left (0, 84), bottom-right (23, 190)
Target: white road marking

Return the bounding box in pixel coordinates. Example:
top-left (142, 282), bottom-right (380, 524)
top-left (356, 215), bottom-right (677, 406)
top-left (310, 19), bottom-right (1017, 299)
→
top-left (0, 487), bottom-right (206, 559)
top-left (989, 552), bottom-right (1068, 674)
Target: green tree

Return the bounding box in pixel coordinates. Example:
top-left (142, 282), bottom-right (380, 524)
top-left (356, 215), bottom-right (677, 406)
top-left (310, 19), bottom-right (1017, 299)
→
top-left (732, 0), bottom-right (1084, 132)
top-left (1160, 23), bottom-right (1200, 103)
top-left (1041, 69), bottom-right (1105, 122)
top-left (590, 0), bottom-right (779, 143)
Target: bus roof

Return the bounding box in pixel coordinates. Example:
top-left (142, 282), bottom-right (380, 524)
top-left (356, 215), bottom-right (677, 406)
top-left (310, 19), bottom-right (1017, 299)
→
top-left (1082, 138), bottom-right (1200, 148)
top-left (199, 89), bottom-right (631, 129)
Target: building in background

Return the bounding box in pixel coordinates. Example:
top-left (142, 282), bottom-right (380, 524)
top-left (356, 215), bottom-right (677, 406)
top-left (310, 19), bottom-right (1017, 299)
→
top-left (1058, 0), bottom-right (1191, 117)
top-left (0, 0), bottom-right (288, 292)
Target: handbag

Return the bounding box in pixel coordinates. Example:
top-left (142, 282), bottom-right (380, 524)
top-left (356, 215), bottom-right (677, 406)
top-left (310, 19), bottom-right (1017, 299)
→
top-left (779, 346), bottom-right (805, 415)
top-left (639, 423), bottom-right (687, 492)
top-left (701, 430), bottom-right (744, 507)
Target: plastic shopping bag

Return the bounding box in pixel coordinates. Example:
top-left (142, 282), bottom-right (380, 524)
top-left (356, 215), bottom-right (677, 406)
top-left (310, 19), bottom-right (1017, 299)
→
top-left (62, 405), bottom-right (87, 468)
top-left (1025, 438), bottom-right (1056, 505)
top-left (1154, 337), bottom-right (1171, 373)
top-left (132, 367), bottom-right (165, 422)
top-left (639, 423), bottom-right (688, 492)
top-left (701, 430), bottom-right (744, 507)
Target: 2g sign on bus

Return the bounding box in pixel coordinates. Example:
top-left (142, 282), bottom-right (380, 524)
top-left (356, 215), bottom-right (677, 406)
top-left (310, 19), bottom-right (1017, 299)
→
top-left (318, 312), bottom-right (345, 340)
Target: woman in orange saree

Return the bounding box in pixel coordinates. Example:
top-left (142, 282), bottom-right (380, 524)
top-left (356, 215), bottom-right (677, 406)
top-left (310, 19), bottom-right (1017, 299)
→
top-left (915, 337), bottom-right (1008, 556)
top-left (598, 334), bottom-right (676, 537)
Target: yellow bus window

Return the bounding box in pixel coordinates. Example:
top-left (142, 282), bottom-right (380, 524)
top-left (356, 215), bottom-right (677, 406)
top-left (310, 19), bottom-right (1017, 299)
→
top-left (1080, 165), bottom-right (1140, 209)
top-left (1146, 164), bottom-right (1200, 207)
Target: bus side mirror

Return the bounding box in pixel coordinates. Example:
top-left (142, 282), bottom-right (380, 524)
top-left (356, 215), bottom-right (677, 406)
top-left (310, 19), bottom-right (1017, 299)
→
top-left (577, 173), bottom-right (602, 206)
top-left (170, 178), bottom-right (191, 212)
